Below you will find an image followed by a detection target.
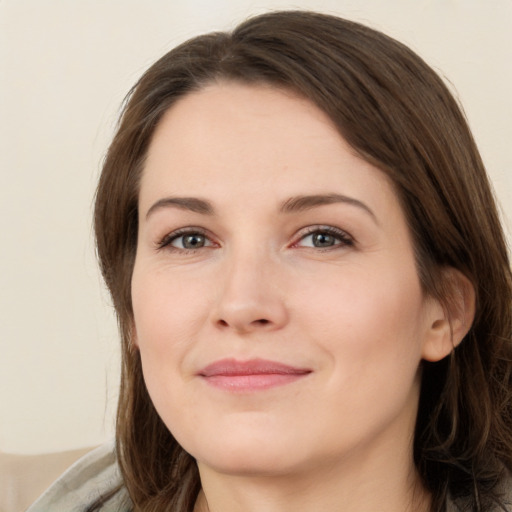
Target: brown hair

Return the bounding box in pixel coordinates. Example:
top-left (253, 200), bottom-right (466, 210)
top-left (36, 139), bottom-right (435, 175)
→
top-left (94, 10), bottom-right (512, 511)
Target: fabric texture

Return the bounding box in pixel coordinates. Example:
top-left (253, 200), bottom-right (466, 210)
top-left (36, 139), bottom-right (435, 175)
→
top-left (448, 480), bottom-right (512, 512)
top-left (25, 440), bottom-right (512, 511)
top-left (26, 441), bottom-right (132, 512)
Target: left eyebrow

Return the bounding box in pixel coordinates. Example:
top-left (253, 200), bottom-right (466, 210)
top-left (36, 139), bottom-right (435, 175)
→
top-left (145, 197), bottom-right (215, 219)
top-left (280, 194), bottom-right (378, 224)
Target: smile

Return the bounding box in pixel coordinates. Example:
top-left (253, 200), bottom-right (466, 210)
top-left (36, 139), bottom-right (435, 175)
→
top-left (197, 358), bottom-right (312, 392)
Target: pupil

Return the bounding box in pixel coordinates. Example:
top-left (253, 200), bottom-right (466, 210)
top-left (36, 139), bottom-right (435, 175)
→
top-left (184, 234), bottom-right (204, 248)
top-left (313, 233), bottom-right (334, 247)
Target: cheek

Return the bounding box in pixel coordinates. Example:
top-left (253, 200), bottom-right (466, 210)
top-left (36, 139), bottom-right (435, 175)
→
top-left (131, 265), bottom-right (211, 353)
top-left (295, 261), bottom-right (427, 374)
top-left (131, 268), bottom-right (206, 429)
top-left (130, 262), bottom-right (222, 426)
top-left (304, 267), bottom-right (426, 432)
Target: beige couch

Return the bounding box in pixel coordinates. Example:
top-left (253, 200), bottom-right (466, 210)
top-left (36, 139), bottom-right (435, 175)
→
top-left (0, 446), bottom-right (94, 512)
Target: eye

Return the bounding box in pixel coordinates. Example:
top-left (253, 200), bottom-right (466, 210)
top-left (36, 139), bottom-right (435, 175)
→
top-left (173, 233), bottom-right (210, 249)
top-left (158, 229), bottom-right (216, 251)
top-left (295, 227), bottom-right (353, 249)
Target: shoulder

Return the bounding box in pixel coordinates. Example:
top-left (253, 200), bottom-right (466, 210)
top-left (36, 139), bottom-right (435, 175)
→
top-left (493, 474), bottom-right (512, 511)
top-left (26, 441), bottom-right (132, 512)
top-left (447, 474), bottom-right (512, 512)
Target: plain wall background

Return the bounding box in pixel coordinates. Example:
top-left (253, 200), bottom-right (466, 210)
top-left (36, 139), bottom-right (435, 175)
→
top-left (1, 0), bottom-right (511, 455)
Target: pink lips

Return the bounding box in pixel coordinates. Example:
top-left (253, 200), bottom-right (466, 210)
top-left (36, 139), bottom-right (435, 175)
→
top-left (198, 358), bottom-right (312, 392)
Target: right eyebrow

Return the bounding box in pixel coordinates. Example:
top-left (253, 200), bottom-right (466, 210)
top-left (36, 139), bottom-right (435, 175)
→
top-left (145, 197), bottom-right (214, 219)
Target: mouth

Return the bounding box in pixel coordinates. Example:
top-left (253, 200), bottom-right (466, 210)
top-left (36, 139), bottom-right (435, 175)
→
top-left (197, 358), bottom-right (312, 392)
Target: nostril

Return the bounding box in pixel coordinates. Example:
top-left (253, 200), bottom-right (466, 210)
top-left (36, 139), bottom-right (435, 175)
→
top-left (216, 317), bottom-right (271, 330)
top-left (216, 318), bottom-right (269, 329)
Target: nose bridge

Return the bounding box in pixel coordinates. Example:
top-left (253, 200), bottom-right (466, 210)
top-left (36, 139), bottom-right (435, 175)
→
top-left (228, 241), bottom-right (271, 289)
top-left (213, 240), bottom-right (287, 333)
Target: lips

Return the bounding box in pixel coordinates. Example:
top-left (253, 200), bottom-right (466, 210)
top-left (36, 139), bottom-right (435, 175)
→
top-left (198, 358), bottom-right (312, 392)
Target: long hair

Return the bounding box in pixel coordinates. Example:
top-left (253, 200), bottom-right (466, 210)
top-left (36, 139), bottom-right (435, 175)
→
top-left (94, 10), bottom-right (512, 511)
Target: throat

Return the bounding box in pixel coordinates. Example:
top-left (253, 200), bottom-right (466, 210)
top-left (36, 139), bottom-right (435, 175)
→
top-left (193, 462), bottom-right (431, 512)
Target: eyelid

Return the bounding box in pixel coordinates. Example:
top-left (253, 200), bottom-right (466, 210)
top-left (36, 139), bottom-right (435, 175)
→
top-left (291, 225), bottom-right (354, 249)
top-left (156, 226), bottom-right (217, 251)
top-left (155, 225), bottom-right (353, 252)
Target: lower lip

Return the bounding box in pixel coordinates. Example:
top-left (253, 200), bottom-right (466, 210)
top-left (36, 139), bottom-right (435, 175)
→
top-left (201, 373), bottom-right (309, 392)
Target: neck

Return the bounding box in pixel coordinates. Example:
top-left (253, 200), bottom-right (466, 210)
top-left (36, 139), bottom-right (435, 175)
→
top-left (194, 447), bottom-right (431, 512)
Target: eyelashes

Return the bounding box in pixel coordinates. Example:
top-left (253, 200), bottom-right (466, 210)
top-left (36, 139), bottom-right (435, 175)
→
top-left (293, 226), bottom-right (354, 250)
top-left (156, 225), bottom-right (354, 254)
top-left (157, 227), bottom-right (215, 251)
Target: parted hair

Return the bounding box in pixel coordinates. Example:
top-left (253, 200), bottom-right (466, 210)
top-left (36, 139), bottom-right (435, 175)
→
top-left (93, 10), bottom-right (512, 512)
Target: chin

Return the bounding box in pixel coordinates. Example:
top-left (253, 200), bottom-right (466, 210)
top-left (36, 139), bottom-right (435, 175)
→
top-left (185, 428), bottom-right (309, 477)
top-left (198, 449), bottom-right (301, 478)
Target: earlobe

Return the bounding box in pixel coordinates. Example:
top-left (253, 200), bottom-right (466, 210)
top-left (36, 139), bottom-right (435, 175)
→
top-left (421, 268), bottom-right (475, 362)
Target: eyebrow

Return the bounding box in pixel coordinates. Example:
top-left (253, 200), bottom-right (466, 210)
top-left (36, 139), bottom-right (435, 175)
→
top-left (146, 197), bottom-right (214, 218)
top-left (280, 194), bottom-right (377, 223)
top-left (145, 193), bottom-right (377, 223)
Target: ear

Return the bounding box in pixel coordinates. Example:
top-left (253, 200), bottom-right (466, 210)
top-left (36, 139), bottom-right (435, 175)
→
top-left (421, 268), bottom-right (475, 362)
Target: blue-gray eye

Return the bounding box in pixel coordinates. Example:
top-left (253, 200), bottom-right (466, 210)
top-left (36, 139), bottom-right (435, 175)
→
top-left (171, 233), bottom-right (207, 249)
top-left (297, 228), bottom-right (353, 249)
top-left (311, 232), bottom-right (337, 248)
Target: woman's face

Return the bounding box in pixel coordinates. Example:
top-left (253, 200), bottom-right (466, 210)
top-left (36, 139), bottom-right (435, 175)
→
top-left (132, 82), bottom-right (442, 479)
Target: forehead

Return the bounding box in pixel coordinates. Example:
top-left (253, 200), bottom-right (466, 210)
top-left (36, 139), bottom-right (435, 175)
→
top-left (148, 81), bottom-right (341, 162)
top-left (140, 82), bottom-right (399, 219)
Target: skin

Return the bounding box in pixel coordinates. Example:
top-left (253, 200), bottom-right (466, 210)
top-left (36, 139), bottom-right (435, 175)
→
top-left (131, 82), bottom-right (466, 512)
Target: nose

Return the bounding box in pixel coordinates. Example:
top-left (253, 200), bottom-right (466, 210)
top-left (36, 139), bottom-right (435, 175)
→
top-left (212, 249), bottom-right (288, 334)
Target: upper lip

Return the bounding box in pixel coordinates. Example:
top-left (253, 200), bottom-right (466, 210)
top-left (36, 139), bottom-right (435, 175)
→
top-left (198, 358), bottom-right (312, 377)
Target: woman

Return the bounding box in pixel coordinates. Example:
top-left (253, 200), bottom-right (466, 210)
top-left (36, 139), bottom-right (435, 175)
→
top-left (28, 10), bottom-right (512, 512)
